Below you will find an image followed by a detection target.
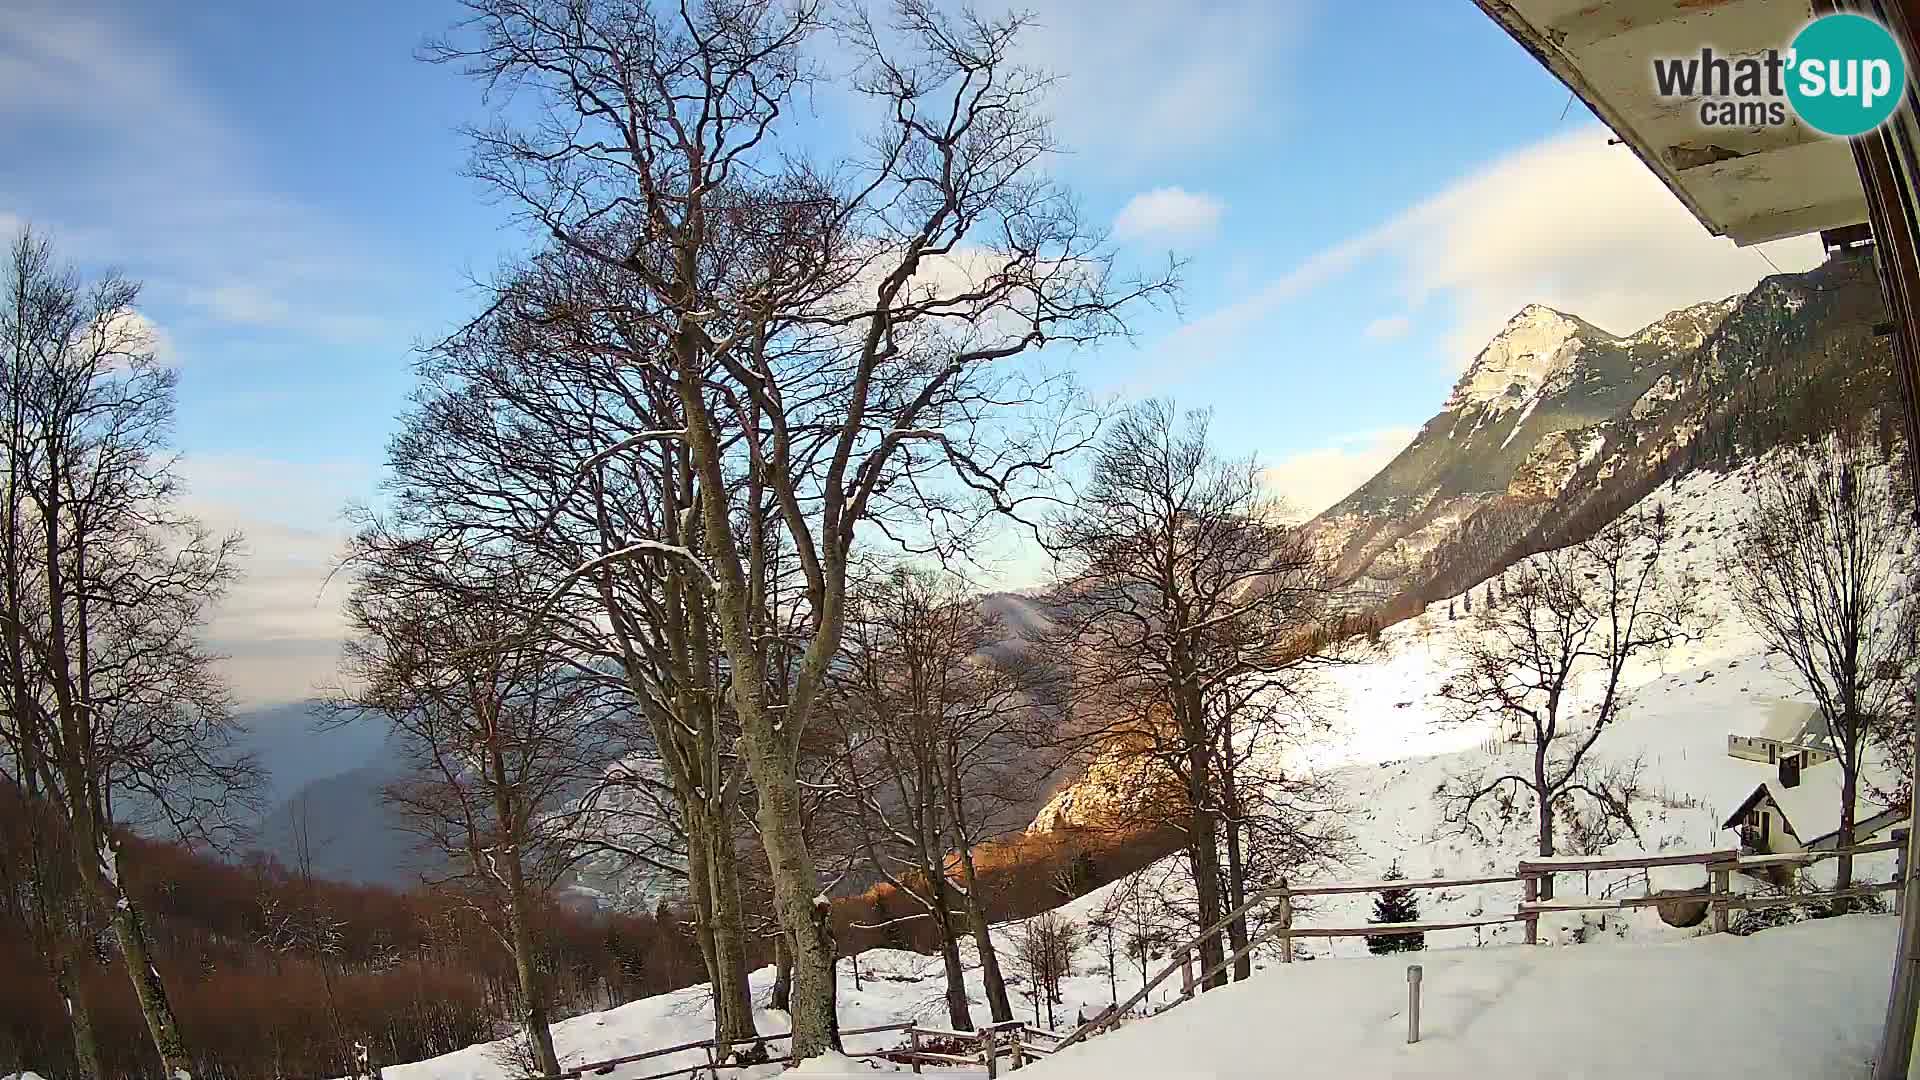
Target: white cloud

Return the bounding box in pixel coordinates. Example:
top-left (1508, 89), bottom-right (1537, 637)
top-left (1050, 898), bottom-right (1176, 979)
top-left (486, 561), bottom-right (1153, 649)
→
top-left (181, 455), bottom-right (369, 705)
top-left (1362, 314), bottom-right (1411, 342)
top-left (1389, 127), bottom-right (1823, 366)
top-left (1152, 125), bottom-right (1825, 379)
top-left (193, 282), bottom-right (293, 327)
top-left (1114, 188), bottom-right (1225, 244)
top-left (1262, 428), bottom-right (1416, 520)
top-left (1015, 0), bottom-right (1308, 166)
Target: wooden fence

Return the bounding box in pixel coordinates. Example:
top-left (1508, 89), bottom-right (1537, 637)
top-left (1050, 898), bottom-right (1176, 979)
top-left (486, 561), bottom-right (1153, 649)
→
top-left (1060, 830), bottom-right (1911, 1047)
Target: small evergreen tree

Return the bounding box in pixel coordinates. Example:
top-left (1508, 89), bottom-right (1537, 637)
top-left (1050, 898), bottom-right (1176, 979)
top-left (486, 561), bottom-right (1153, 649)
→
top-left (1366, 862), bottom-right (1426, 955)
top-left (1462, 589), bottom-right (1472, 614)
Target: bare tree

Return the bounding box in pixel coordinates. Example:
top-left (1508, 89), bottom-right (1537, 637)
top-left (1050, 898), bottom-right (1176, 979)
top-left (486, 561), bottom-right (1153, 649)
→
top-left (255, 799), bottom-right (357, 1075)
top-left (336, 541), bottom-right (608, 1078)
top-left (1035, 400), bottom-right (1347, 990)
top-left (0, 227), bottom-right (255, 1079)
top-left (0, 766), bottom-right (102, 1078)
top-left (937, 651), bottom-right (1058, 1025)
top-left (1204, 676), bottom-right (1349, 977)
top-left (1723, 432), bottom-right (1919, 888)
top-left (1109, 867), bottom-right (1177, 1013)
top-left (375, 253), bottom-right (772, 1061)
top-left (1438, 506), bottom-right (1697, 897)
top-left (826, 565), bottom-right (1059, 1026)
top-left (422, 0), bottom-right (1172, 1057)
top-left (828, 567), bottom-right (978, 1031)
top-left (1011, 912), bottom-right (1079, 1029)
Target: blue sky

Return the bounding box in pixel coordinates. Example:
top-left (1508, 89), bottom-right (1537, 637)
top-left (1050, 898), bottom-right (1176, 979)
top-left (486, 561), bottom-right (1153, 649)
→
top-left (0, 0), bottom-right (1822, 703)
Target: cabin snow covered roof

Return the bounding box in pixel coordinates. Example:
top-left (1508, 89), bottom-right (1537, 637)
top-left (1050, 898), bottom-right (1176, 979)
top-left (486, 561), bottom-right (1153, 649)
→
top-left (1738, 699), bottom-right (1834, 746)
top-left (1721, 760), bottom-right (1895, 845)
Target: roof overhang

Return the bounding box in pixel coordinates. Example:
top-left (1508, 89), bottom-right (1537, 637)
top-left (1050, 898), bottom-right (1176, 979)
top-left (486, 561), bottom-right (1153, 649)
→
top-left (1722, 783), bottom-right (1771, 829)
top-left (1476, 0), bottom-right (1870, 245)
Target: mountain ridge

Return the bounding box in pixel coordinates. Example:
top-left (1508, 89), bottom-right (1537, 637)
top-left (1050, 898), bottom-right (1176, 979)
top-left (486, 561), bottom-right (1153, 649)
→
top-left (1305, 250), bottom-right (1891, 613)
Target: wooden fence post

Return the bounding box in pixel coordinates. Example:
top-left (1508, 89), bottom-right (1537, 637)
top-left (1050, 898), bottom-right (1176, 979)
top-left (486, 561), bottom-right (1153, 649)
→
top-left (982, 1027), bottom-right (997, 1079)
top-left (1180, 948), bottom-right (1195, 998)
top-left (1011, 1026), bottom-right (1025, 1071)
top-left (1522, 873), bottom-right (1539, 945)
top-left (908, 1028), bottom-right (922, 1075)
top-left (1279, 879), bottom-right (1294, 964)
top-left (1712, 865), bottom-right (1731, 933)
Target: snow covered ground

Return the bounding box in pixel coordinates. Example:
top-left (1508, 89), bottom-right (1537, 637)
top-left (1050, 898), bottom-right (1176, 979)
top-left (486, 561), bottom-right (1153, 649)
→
top-left (959, 915), bottom-right (1898, 1080)
top-left (363, 913), bottom-right (1899, 1080)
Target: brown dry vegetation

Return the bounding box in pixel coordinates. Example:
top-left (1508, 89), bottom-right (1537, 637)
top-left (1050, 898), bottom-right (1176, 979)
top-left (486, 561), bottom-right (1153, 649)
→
top-left (834, 824), bottom-right (1183, 955)
top-left (2, 770), bottom-right (1177, 1080)
top-left (0, 784), bottom-right (711, 1080)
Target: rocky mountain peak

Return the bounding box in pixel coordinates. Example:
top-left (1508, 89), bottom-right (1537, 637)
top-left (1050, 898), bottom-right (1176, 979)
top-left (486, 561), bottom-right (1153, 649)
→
top-left (1445, 304), bottom-right (1598, 412)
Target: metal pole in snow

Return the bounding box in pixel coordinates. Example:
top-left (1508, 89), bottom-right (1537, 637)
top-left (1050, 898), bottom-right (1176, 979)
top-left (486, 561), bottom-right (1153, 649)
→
top-left (1407, 965), bottom-right (1423, 1045)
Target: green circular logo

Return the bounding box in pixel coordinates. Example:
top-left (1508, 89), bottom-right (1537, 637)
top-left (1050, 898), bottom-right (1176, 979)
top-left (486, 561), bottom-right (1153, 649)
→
top-left (1787, 13), bottom-right (1906, 137)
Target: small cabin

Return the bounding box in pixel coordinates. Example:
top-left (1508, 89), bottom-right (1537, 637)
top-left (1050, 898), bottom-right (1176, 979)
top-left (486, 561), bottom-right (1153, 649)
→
top-left (1726, 700), bottom-right (1840, 768)
top-left (1721, 752), bottom-right (1902, 857)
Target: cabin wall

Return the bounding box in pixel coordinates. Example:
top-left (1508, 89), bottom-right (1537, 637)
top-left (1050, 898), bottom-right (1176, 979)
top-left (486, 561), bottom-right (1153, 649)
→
top-left (1728, 735), bottom-right (1777, 763)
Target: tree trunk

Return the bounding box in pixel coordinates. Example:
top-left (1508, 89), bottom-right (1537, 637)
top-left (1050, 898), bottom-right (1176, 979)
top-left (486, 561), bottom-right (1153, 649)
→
top-left (104, 881), bottom-right (195, 1079)
top-left (770, 933), bottom-right (792, 1013)
top-left (1222, 809), bottom-right (1251, 982)
top-left (1185, 815), bottom-right (1227, 990)
top-left (1183, 721), bottom-right (1227, 990)
top-left (684, 811), bottom-right (724, 996)
top-left (953, 841), bottom-right (1013, 1022)
top-left (1838, 763), bottom-right (1860, 892)
top-left (1535, 751), bottom-right (1556, 902)
top-left (706, 816), bottom-right (764, 1062)
top-left (932, 878), bottom-right (974, 1030)
top-left (53, 950), bottom-right (104, 1080)
top-left (23, 800), bottom-right (103, 1080)
top-left (742, 760), bottom-right (840, 1057)
top-left (677, 325), bottom-right (838, 1061)
top-left (505, 886), bottom-right (561, 1077)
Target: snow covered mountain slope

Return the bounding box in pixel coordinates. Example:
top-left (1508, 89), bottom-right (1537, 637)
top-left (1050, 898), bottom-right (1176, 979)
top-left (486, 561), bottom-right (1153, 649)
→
top-left (1037, 453), bottom-right (1909, 945)
top-left (1308, 251), bottom-right (1894, 609)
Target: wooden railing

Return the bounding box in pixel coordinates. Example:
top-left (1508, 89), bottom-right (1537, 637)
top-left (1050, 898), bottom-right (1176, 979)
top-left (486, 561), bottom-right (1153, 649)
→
top-left (1059, 830), bottom-right (1912, 1048)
